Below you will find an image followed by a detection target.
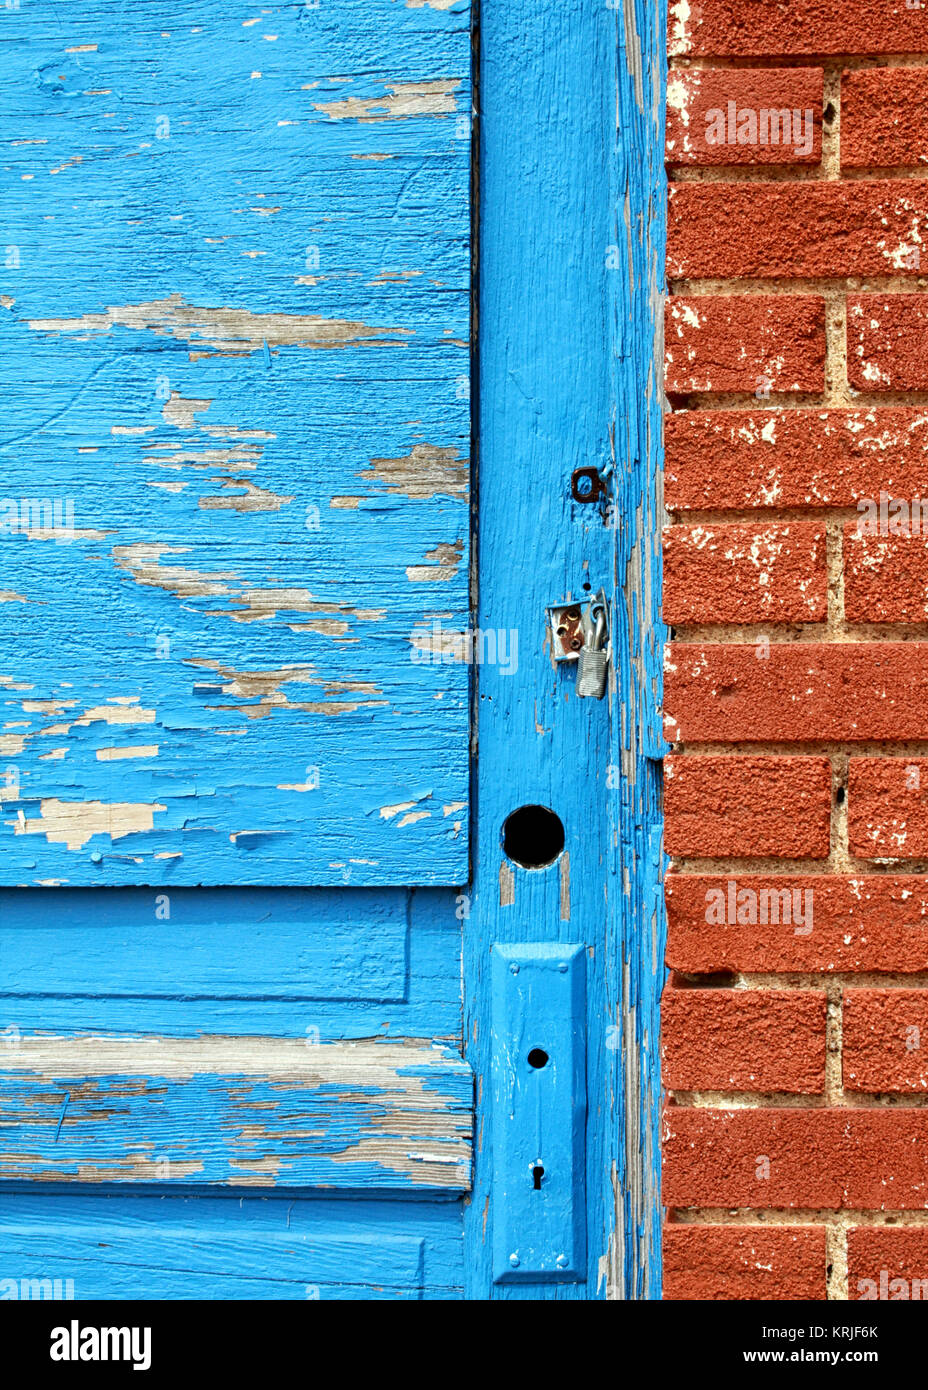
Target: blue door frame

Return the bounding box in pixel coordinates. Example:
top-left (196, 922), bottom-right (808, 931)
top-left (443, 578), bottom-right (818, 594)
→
top-left (466, 0), bottom-right (666, 1298)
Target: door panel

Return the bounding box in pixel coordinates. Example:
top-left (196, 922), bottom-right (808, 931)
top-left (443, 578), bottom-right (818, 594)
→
top-left (0, 884), bottom-right (470, 1194)
top-left (0, 0), bottom-right (473, 1302)
top-left (0, 0), bottom-right (470, 886)
top-left (0, 1194), bottom-right (465, 1300)
top-left (0, 887), bottom-right (409, 1004)
top-left (0, 881), bottom-right (471, 1294)
top-left (1, 1035), bottom-right (471, 1191)
top-left (0, 886), bottom-right (462, 1040)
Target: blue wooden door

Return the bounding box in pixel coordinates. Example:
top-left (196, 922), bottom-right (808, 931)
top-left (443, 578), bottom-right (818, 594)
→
top-left (0, 0), bottom-right (665, 1303)
top-left (0, 0), bottom-right (473, 1300)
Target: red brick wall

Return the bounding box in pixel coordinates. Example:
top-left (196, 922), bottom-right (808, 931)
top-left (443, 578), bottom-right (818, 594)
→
top-left (662, 0), bottom-right (928, 1301)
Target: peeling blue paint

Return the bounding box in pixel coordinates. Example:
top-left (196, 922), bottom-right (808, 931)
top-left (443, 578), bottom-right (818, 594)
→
top-left (0, 0), bottom-right (472, 885)
top-left (1, 1039), bottom-right (472, 1191)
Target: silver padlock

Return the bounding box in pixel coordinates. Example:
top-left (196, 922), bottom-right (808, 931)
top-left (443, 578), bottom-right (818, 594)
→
top-left (576, 603), bottom-right (609, 699)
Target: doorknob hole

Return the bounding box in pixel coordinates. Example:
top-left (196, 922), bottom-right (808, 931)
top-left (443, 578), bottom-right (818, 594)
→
top-left (527, 1048), bottom-right (549, 1069)
top-left (502, 804), bottom-right (564, 869)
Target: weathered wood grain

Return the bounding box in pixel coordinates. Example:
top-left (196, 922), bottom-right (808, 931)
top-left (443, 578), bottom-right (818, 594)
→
top-left (0, 0), bottom-right (471, 885)
top-left (0, 1035), bottom-right (472, 1190)
top-left (605, 0), bottom-right (668, 1302)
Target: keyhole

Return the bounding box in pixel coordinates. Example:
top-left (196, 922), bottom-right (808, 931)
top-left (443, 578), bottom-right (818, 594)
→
top-left (532, 1163), bottom-right (545, 1191)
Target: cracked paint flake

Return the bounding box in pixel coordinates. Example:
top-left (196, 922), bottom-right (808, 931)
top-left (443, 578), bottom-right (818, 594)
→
top-left (188, 658), bottom-right (388, 719)
top-left (406, 539), bottom-right (464, 582)
top-left (28, 293), bottom-right (412, 354)
top-left (313, 79), bottom-right (460, 123)
top-left (198, 480), bottom-right (294, 512)
top-left (161, 392), bottom-right (212, 429)
top-left (95, 746), bottom-right (159, 761)
top-left (331, 443), bottom-right (468, 503)
top-left (13, 798), bottom-right (167, 851)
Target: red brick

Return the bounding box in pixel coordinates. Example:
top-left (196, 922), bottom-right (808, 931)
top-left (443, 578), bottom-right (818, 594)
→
top-left (666, 873), bottom-right (928, 975)
top-left (844, 524), bottom-right (928, 625)
top-left (662, 987), bottom-right (826, 1092)
top-left (663, 1224), bottom-right (826, 1300)
top-left (664, 755), bottom-right (832, 859)
top-left (848, 1228), bottom-right (928, 1300)
top-left (663, 1106), bottom-right (928, 1210)
top-left (669, 0), bottom-right (928, 57)
top-left (668, 181), bottom-right (927, 280)
top-left (842, 68), bottom-right (928, 169)
top-left (849, 295), bottom-right (928, 392)
top-left (665, 296), bottom-right (825, 396)
top-left (665, 408), bottom-right (928, 512)
top-left (664, 642), bottom-right (928, 744)
top-left (844, 990), bottom-right (928, 1093)
top-left (663, 522), bottom-right (826, 626)
top-left (848, 758), bottom-right (928, 861)
top-left (666, 69), bottom-right (823, 167)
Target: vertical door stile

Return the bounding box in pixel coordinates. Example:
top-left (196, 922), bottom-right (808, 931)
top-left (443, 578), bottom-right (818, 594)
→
top-left (466, 0), bottom-right (618, 1298)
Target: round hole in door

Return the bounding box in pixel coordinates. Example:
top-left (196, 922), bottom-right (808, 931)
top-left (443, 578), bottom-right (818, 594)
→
top-left (502, 804), bottom-right (565, 869)
top-left (527, 1048), bottom-right (549, 1069)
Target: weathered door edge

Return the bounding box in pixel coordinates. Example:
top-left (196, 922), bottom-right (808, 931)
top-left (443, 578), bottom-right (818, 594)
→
top-left (604, 0), bottom-right (668, 1300)
top-left (465, 0), bottom-right (665, 1299)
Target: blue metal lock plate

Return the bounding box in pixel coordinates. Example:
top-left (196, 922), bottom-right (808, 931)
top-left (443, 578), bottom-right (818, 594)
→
top-left (490, 942), bottom-right (587, 1283)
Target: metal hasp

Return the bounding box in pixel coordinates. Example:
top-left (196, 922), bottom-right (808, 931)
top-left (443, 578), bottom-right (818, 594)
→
top-left (546, 590), bottom-right (611, 699)
top-left (547, 601), bottom-right (586, 661)
top-left (490, 943), bottom-right (587, 1283)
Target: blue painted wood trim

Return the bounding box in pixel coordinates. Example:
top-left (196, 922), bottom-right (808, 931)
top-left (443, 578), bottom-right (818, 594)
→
top-left (0, 1035), bottom-right (472, 1191)
top-left (0, 1193), bottom-right (467, 1299)
top-left (605, 0), bottom-right (668, 1301)
top-left (465, 0), bottom-right (665, 1299)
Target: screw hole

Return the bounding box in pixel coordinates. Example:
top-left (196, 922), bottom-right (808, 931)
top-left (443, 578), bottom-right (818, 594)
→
top-left (502, 805), bottom-right (565, 869)
top-left (527, 1047), bottom-right (549, 1069)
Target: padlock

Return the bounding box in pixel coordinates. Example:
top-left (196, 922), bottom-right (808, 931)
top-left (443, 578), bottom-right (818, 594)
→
top-left (576, 604), bottom-right (609, 699)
